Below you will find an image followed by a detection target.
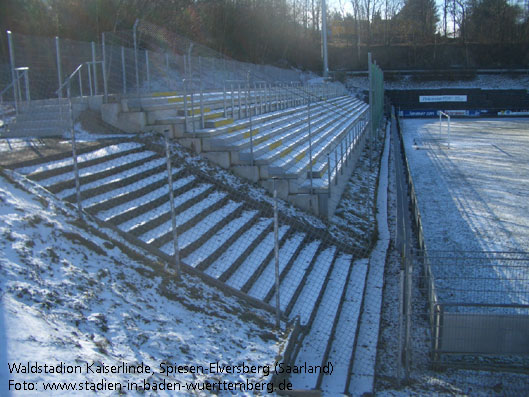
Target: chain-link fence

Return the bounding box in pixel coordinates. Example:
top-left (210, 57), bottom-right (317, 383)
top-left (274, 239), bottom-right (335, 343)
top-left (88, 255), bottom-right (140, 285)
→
top-left (393, 107), bottom-right (529, 378)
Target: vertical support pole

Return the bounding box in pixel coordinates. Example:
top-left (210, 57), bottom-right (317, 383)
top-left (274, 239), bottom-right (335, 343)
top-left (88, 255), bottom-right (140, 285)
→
top-left (23, 69), bottom-right (30, 103)
top-left (68, 84), bottom-right (82, 218)
top-left (398, 269), bottom-right (405, 380)
top-left (183, 80), bottom-right (189, 132)
top-left (165, 133), bottom-right (180, 278)
top-left (7, 31), bottom-right (18, 113)
top-left (308, 98), bottom-right (313, 194)
top-left (55, 36), bottom-right (63, 100)
top-left (165, 52), bottom-right (170, 76)
top-left (78, 72), bottom-right (83, 97)
top-left (145, 50), bottom-right (150, 92)
top-left (102, 32), bottom-right (108, 101)
top-left (335, 148), bottom-right (338, 185)
top-left (327, 154), bottom-right (331, 197)
top-left (133, 19), bottom-right (139, 93)
top-left (248, 73), bottom-right (254, 166)
top-left (199, 79), bottom-right (204, 129)
top-left (273, 178), bottom-right (281, 328)
top-left (16, 70), bottom-right (22, 104)
top-left (237, 83), bottom-right (242, 119)
top-left (368, 52), bottom-right (374, 171)
top-left (87, 64), bottom-right (93, 96)
top-left (190, 80), bottom-right (196, 134)
top-left (439, 111), bottom-right (442, 139)
top-left (223, 81), bottom-right (227, 118)
top-left (231, 83), bottom-right (235, 118)
top-left (91, 41), bottom-right (98, 95)
top-left (447, 115), bottom-right (451, 149)
top-left (121, 46), bottom-right (127, 94)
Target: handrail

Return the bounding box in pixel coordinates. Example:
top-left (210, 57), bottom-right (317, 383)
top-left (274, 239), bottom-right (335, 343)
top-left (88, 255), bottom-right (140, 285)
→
top-left (56, 60), bottom-right (104, 99)
top-left (1, 66), bottom-right (30, 115)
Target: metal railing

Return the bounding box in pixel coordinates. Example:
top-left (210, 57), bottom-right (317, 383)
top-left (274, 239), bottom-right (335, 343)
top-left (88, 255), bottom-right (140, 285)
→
top-left (325, 112), bottom-right (369, 196)
top-left (56, 61), bottom-right (106, 100)
top-left (0, 66), bottom-right (30, 115)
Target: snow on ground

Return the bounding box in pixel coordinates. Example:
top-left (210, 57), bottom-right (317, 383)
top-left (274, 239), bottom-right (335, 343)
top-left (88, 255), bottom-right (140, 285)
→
top-left (347, 74), bottom-right (529, 91)
top-left (0, 171), bottom-right (287, 396)
top-left (401, 118), bottom-right (529, 306)
top-left (348, 123), bottom-right (391, 396)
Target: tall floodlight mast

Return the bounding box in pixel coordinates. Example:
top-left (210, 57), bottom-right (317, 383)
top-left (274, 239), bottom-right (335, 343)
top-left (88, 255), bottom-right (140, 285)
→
top-left (322, 0), bottom-right (329, 78)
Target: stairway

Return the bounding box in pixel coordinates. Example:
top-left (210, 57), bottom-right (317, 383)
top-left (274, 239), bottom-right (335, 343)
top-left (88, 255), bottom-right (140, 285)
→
top-left (8, 136), bottom-right (384, 394)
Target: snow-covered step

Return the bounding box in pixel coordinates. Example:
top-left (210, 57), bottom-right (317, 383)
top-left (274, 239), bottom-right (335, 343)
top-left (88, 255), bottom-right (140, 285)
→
top-left (100, 175), bottom-right (198, 224)
top-left (289, 253), bottom-right (353, 391)
top-left (266, 114), bottom-right (350, 175)
top-left (319, 258), bottom-right (369, 394)
top-left (226, 225), bottom-right (290, 291)
top-left (126, 187), bottom-right (223, 237)
top-left (160, 200), bottom-right (243, 256)
top-left (205, 217), bottom-right (273, 280)
top-left (288, 246), bottom-right (337, 325)
top-left (268, 240), bottom-right (321, 312)
top-left (247, 110), bottom-right (338, 165)
top-left (16, 142), bottom-right (143, 177)
top-left (184, 209), bottom-right (259, 269)
top-left (240, 98), bottom-right (353, 160)
top-left (41, 150), bottom-right (158, 193)
top-left (209, 97), bottom-right (352, 154)
top-left (267, 100), bottom-right (364, 176)
top-left (247, 232), bottom-right (306, 300)
top-left (57, 157), bottom-right (170, 201)
top-left (80, 163), bottom-right (181, 210)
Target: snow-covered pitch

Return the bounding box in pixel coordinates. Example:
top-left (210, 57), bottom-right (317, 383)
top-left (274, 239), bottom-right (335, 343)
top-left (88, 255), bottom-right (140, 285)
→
top-left (401, 118), bottom-right (529, 307)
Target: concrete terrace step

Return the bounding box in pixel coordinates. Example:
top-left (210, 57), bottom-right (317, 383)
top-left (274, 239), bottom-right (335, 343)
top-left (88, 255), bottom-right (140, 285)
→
top-left (42, 151), bottom-right (159, 194)
top-left (206, 97), bottom-right (353, 151)
top-left (289, 253), bottom-right (353, 390)
top-left (277, 105), bottom-right (368, 179)
top-left (123, 184), bottom-right (219, 237)
top-left (309, 105), bottom-right (369, 178)
top-left (3, 126), bottom-right (68, 138)
top-left (26, 143), bottom-right (146, 181)
top-left (225, 225), bottom-right (290, 291)
top-left (253, 103), bottom-right (355, 170)
top-left (80, 164), bottom-right (182, 211)
top-left (236, 98), bottom-right (356, 163)
top-left (247, 232), bottom-right (306, 301)
top-left (100, 175), bottom-right (201, 225)
top-left (288, 246), bottom-right (337, 324)
top-left (319, 258), bottom-right (369, 394)
top-left (184, 209), bottom-right (260, 270)
top-left (205, 217), bottom-right (273, 281)
top-left (159, 200), bottom-right (244, 257)
top-left (268, 240), bottom-right (322, 313)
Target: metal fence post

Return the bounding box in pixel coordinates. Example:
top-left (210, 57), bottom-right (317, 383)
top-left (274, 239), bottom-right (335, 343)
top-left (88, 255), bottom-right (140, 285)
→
top-left (308, 98), bottom-right (313, 194)
top-left (121, 46), bottom-right (127, 94)
top-left (327, 154), bottom-right (331, 197)
top-left (165, 133), bottom-right (180, 278)
top-left (91, 41), bottom-right (98, 95)
top-left (6, 31), bottom-right (19, 113)
top-left (68, 84), bottom-right (82, 217)
top-left (101, 32), bottom-right (108, 101)
top-left (55, 36), bottom-right (63, 100)
top-left (273, 178), bottom-right (281, 328)
top-left (145, 50), bottom-right (150, 92)
top-left (133, 19), bottom-right (139, 93)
